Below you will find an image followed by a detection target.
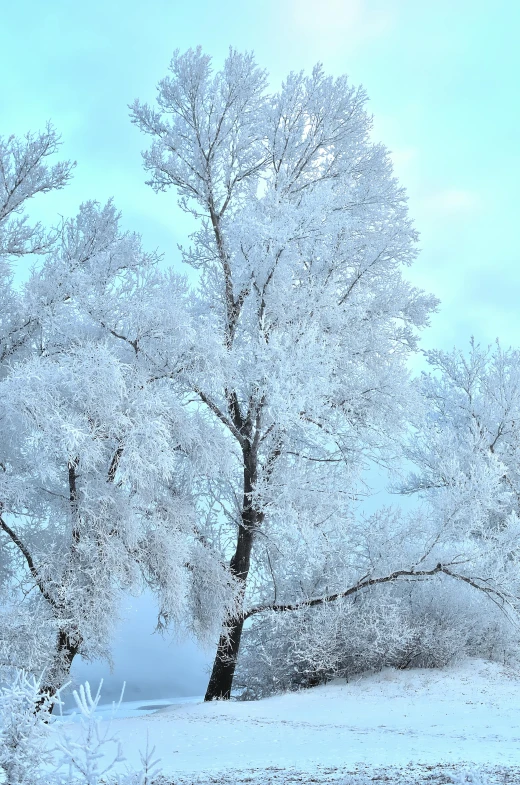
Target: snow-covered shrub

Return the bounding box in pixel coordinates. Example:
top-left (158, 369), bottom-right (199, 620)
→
top-left (0, 672), bottom-right (163, 785)
top-left (388, 579), bottom-right (519, 670)
top-left (0, 671), bottom-right (54, 785)
top-left (236, 590), bottom-right (411, 698)
top-left (236, 576), bottom-right (520, 698)
top-left (53, 681), bottom-right (162, 785)
top-left (53, 681), bottom-right (126, 785)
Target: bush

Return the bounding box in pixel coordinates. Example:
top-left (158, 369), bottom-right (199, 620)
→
top-left (0, 671), bottom-right (54, 785)
top-left (235, 577), bottom-right (519, 698)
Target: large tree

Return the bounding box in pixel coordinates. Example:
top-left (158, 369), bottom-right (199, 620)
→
top-left (131, 48), bottom-right (438, 699)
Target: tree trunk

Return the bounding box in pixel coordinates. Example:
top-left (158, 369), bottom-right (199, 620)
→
top-left (204, 615), bottom-right (246, 700)
top-left (204, 448), bottom-right (258, 700)
top-left (37, 627), bottom-right (82, 713)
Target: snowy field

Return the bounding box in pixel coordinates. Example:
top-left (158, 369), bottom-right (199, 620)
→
top-left (52, 659), bottom-right (520, 784)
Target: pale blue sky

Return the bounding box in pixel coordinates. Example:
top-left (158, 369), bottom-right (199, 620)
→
top-left (2, 0), bottom-right (519, 350)
top-left (2, 0), bottom-right (519, 697)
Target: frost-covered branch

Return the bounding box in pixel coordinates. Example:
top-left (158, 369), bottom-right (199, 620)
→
top-left (0, 124), bottom-right (74, 259)
top-left (244, 561), bottom-right (513, 620)
top-left (0, 513), bottom-right (58, 609)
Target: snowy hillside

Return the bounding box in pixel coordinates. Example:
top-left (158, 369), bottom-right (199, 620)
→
top-left (51, 659), bottom-right (520, 784)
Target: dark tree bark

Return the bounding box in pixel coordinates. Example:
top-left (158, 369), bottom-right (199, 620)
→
top-left (204, 616), bottom-right (246, 701)
top-left (205, 446), bottom-right (259, 701)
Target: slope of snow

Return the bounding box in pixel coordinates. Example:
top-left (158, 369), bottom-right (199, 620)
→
top-left (52, 659), bottom-right (520, 782)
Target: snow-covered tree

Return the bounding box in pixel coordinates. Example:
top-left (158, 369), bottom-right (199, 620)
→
top-left (0, 124), bottom-right (75, 684)
top-left (0, 132), bottom-right (236, 701)
top-left (130, 47), bottom-right (439, 699)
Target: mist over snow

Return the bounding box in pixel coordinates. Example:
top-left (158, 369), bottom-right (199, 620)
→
top-left (68, 591), bottom-right (211, 705)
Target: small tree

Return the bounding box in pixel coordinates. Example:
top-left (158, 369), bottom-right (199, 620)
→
top-left (0, 673), bottom-right (163, 784)
top-left (0, 132), bottom-right (236, 701)
top-left (131, 47), bottom-right (439, 699)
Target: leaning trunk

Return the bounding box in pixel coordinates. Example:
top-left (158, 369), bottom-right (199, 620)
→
top-left (205, 448), bottom-right (258, 700)
top-left (204, 615), bottom-right (246, 700)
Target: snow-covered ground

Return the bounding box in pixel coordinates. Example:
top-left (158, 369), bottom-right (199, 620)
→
top-left (52, 659), bottom-right (520, 783)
